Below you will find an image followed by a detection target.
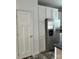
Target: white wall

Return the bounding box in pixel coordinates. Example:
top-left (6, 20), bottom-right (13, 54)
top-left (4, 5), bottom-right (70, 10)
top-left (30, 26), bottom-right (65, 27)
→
top-left (16, 0), bottom-right (37, 11)
top-left (16, 0), bottom-right (39, 55)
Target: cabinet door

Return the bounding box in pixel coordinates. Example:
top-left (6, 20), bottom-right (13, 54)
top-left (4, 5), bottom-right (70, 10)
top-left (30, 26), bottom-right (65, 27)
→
top-left (17, 11), bottom-right (33, 59)
top-left (52, 8), bottom-right (58, 19)
top-left (46, 7), bottom-right (53, 18)
top-left (38, 5), bottom-right (46, 21)
top-left (39, 22), bottom-right (46, 52)
top-left (38, 5), bottom-right (46, 52)
top-left (46, 7), bottom-right (58, 19)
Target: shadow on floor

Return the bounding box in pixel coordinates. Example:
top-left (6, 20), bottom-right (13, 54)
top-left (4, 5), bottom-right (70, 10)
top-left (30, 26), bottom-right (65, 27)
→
top-left (23, 51), bottom-right (54, 59)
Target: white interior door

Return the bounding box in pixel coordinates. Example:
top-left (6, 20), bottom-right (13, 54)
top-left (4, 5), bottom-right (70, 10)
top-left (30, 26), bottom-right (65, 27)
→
top-left (17, 11), bottom-right (33, 59)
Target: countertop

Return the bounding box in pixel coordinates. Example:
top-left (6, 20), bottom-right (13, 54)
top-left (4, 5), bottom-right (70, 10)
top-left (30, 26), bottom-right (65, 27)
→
top-left (54, 43), bottom-right (62, 50)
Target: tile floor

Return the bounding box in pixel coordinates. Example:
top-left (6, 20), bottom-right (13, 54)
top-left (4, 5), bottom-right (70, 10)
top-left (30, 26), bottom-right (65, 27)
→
top-left (24, 51), bottom-right (54, 59)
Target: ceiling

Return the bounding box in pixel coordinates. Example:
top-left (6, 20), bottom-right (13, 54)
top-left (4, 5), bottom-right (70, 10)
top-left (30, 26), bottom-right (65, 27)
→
top-left (38, 0), bottom-right (62, 9)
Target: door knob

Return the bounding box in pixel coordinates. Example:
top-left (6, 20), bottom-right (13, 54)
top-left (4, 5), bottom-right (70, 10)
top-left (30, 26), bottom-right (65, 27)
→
top-left (30, 35), bottom-right (32, 38)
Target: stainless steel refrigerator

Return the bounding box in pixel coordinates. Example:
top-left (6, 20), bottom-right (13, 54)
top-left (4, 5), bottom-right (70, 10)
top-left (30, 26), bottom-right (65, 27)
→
top-left (45, 18), bottom-right (61, 51)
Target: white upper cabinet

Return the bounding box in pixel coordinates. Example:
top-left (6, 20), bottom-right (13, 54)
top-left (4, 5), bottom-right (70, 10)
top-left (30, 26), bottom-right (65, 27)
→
top-left (38, 5), bottom-right (59, 20)
top-left (52, 8), bottom-right (58, 19)
top-left (46, 7), bottom-right (58, 19)
top-left (46, 7), bottom-right (53, 18)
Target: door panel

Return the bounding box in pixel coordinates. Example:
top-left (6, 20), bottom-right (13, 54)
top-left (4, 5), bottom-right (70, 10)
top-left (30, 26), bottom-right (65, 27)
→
top-left (38, 5), bottom-right (46, 52)
top-left (17, 11), bottom-right (33, 59)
